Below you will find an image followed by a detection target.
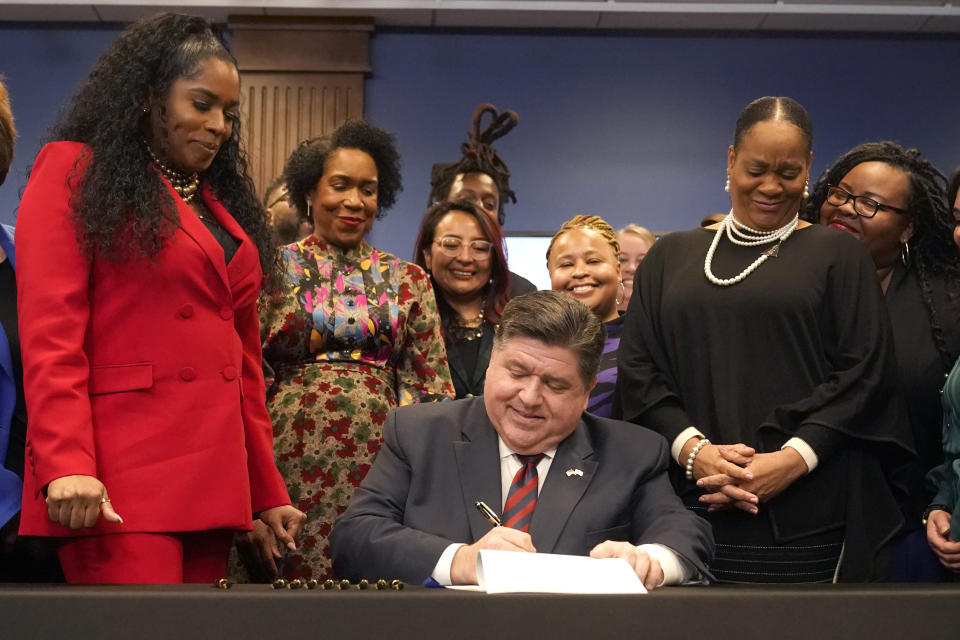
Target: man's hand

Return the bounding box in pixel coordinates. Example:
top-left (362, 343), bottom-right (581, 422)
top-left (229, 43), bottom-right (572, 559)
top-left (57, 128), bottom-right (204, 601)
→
top-left (926, 509), bottom-right (960, 571)
top-left (258, 505), bottom-right (307, 552)
top-left (450, 527), bottom-right (536, 585)
top-left (589, 540), bottom-right (663, 590)
top-left (46, 474), bottom-right (122, 529)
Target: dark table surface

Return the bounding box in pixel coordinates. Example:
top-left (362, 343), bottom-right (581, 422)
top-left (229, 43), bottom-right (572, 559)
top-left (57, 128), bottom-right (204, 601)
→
top-left (1, 583), bottom-right (958, 640)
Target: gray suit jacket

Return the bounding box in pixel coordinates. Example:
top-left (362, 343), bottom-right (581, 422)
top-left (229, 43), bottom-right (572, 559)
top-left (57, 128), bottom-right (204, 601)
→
top-left (330, 396), bottom-right (714, 583)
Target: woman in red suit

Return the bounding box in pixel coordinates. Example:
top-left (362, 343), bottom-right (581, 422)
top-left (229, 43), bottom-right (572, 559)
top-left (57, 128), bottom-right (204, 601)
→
top-left (15, 13), bottom-right (305, 583)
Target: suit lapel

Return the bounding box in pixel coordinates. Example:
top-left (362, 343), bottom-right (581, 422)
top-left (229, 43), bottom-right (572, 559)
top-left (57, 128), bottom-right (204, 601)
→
top-left (172, 180), bottom-right (231, 292)
top-left (202, 187), bottom-right (261, 306)
top-left (453, 400), bottom-right (503, 543)
top-left (469, 326), bottom-right (494, 390)
top-left (530, 420), bottom-right (597, 553)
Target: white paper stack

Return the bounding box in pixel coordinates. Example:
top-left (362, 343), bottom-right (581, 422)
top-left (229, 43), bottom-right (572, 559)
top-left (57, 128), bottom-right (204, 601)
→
top-left (475, 549), bottom-right (648, 595)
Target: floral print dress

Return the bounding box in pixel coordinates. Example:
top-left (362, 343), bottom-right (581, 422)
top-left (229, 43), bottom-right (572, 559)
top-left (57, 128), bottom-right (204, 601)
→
top-left (260, 236), bottom-right (454, 579)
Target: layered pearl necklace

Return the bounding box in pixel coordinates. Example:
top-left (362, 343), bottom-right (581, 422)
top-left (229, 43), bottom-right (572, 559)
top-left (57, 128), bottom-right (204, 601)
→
top-left (703, 210), bottom-right (799, 287)
top-left (145, 144), bottom-right (200, 203)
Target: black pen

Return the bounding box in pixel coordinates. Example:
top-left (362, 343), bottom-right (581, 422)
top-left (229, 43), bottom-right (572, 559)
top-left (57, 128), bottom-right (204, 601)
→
top-left (474, 500), bottom-right (502, 527)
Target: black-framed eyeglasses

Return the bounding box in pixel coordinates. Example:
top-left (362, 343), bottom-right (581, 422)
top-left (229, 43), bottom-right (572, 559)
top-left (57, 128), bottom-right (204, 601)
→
top-left (825, 185), bottom-right (908, 219)
top-left (435, 236), bottom-right (493, 260)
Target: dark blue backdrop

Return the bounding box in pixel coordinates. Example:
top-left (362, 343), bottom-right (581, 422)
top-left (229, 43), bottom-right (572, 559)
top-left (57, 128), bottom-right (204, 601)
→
top-left (2, 24), bottom-right (959, 261)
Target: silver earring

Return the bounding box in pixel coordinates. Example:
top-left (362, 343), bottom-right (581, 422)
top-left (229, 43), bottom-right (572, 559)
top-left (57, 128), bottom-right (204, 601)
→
top-left (306, 201), bottom-right (312, 220)
top-left (803, 179), bottom-right (810, 199)
top-left (724, 176), bottom-right (730, 193)
top-left (615, 280), bottom-right (625, 306)
top-left (901, 241), bottom-right (911, 266)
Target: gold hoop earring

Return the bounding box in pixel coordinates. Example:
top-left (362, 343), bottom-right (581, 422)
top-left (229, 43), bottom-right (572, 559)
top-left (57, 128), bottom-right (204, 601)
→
top-left (616, 280), bottom-right (625, 306)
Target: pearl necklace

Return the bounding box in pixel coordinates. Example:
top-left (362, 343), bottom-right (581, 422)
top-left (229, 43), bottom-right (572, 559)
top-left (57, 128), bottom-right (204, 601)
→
top-left (145, 144), bottom-right (200, 203)
top-left (703, 210), bottom-right (799, 287)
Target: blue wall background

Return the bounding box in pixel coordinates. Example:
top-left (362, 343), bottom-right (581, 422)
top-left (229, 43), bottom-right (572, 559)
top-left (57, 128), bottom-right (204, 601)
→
top-left (2, 24), bottom-right (959, 262)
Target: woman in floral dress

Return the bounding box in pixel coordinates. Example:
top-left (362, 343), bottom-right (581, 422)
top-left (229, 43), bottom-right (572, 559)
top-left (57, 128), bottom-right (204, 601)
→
top-left (247, 121), bottom-right (454, 580)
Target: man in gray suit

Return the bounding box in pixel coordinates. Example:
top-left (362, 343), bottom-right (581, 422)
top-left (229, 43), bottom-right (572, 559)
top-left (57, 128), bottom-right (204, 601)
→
top-left (331, 291), bottom-right (713, 588)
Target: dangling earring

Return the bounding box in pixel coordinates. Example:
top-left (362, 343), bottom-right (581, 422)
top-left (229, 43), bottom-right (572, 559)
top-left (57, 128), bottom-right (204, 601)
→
top-left (803, 179), bottom-right (810, 199)
top-left (306, 201), bottom-right (312, 221)
top-left (901, 241), bottom-right (911, 266)
top-left (724, 175), bottom-right (730, 193)
top-left (615, 280), bottom-right (625, 306)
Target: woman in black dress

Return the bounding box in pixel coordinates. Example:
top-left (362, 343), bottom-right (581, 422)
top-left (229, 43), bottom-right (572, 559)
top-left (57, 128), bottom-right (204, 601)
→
top-left (618, 97), bottom-right (914, 582)
top-left (413, 199), bottom-right (511, 398)
top-left (804, 142), bottom-right (960, 579)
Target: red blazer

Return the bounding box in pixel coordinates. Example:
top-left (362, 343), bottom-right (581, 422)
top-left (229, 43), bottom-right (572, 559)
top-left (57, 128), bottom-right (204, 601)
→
top-left (16, 142), bottom-right (290, 537)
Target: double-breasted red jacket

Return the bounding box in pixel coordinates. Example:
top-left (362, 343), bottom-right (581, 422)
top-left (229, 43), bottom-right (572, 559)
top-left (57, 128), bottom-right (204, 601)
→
top-left (16, 142), bottom-right (290, 537)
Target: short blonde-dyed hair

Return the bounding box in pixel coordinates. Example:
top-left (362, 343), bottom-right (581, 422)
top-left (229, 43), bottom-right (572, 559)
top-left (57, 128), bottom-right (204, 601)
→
top-left (546, 215), bottom-right (620, 265)
top-left (0, 76), bottom-right (16, 186)
top-left (617, 224), bottom-right (655, 247)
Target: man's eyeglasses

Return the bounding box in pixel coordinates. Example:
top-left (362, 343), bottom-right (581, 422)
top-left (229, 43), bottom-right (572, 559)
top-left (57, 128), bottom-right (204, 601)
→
top-left (825, 185), bottom-right (908, 219)
top-left (435, 236), bottom-right (493, 260)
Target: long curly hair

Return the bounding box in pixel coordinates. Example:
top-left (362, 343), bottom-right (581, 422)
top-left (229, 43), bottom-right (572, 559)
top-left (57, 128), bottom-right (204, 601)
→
top-left (46, 13), bottom-right (276, 286)
top-left (428, 103), bottom-right (518, 225)
top-left (283, 120), bottom-right (402, 221)
top-left (412, 199), bottom-right (511, 334)
top-left (802, 141), bottom-right (960, 367)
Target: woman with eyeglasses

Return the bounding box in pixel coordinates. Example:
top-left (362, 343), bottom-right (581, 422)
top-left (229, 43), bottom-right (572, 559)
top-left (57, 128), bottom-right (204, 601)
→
top-left (803, 142), bottom-right (960, 580)
top-left (546, 215), bottom-right (624, 418)
top-left (619, 97), bottom-right (914, 582)
top-left (413, 200), bottom-right (510, 399)
top-left (247, 122), bottom-right (455, 581)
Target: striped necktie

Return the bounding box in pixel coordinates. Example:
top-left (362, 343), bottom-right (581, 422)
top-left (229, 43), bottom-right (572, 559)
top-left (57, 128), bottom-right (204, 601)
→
top-left (502, 454), bottom-right (545, 532)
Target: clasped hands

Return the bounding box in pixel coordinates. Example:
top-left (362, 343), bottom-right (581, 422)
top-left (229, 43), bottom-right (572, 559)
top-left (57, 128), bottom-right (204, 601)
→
top-left (683, 438), bottom-right (808, 514)
top-left (449, 527), bottom-right (664, 590)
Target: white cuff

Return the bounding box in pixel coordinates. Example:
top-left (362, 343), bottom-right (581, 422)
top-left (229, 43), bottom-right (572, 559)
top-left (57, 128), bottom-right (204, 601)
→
top-left (782, 437), bottom-right (817, 473)
top-left (637, 543), bottom-right (689, 586)
top-left (671, 427), bottom-right (706, 465)
top-left (430, 543), bottom-right (465, 586)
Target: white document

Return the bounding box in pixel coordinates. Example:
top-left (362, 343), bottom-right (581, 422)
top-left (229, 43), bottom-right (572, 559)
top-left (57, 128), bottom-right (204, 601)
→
top-left (476, 549), bottom-right (647, 594)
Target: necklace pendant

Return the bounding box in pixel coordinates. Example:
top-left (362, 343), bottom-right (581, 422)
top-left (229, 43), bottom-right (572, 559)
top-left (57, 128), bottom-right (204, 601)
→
top-left (763, 242), bottom-right (781, 258)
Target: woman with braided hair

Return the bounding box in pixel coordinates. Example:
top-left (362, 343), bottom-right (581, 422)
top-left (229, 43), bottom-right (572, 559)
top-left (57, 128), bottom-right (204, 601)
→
top-left (804, 142), bottom-right (960, 579)
top-left (428, 103), bottom-right (537, 298)
top-left (547, 215), bottom-right (624, 418)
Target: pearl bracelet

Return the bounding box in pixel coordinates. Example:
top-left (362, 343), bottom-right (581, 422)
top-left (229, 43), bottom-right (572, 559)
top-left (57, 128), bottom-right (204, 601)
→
top-left (685, 438), bottom-right (710, 480)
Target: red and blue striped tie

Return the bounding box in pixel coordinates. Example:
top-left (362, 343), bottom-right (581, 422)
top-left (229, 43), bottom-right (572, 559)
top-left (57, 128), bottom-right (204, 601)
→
top-left (502, 454), bottom-right (544, 532)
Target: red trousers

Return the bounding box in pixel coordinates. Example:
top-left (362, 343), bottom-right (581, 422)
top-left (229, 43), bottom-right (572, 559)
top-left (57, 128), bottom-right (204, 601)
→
top-left (57, 531), bottom-right (233, 584)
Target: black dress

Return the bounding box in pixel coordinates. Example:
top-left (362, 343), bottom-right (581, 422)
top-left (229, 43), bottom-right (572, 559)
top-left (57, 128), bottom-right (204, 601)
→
top-left (885, 264), bottom-right (960, 581)
top-left (618, 224), bottom-right (914, 582)
top-left (886, 264), bottom-right (960, 504)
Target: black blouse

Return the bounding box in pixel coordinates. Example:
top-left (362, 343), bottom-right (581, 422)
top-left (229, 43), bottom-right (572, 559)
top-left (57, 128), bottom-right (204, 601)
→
top-left (617, 224), bottom-right (915, 578)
